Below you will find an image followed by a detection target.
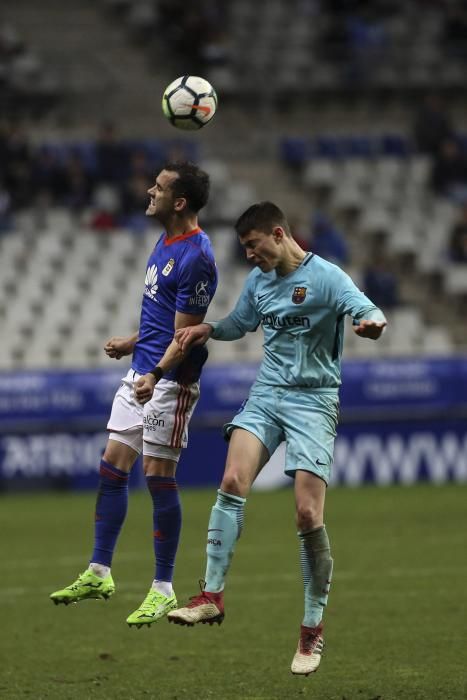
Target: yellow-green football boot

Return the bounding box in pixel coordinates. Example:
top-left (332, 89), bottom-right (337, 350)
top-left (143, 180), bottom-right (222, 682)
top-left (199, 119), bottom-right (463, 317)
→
top-left (126, 588), bottom-right (177, 628)
top-left (50, 570), bottom-right (115, 605)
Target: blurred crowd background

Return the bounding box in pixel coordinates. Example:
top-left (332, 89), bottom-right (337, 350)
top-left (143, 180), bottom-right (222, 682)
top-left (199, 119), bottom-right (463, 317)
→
top-left (1, 0), bottom-right (467, 370)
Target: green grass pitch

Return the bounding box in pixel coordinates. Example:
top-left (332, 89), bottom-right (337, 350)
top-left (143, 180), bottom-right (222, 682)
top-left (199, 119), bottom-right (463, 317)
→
top-left (1, 483), bottom-right (466, 699)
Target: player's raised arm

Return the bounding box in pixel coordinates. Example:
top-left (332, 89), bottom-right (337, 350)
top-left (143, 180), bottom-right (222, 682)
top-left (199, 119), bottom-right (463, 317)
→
top-left (176, 273), bottom-right (261, 355)
top-left (175, 323), bottom-right (213, 353)
top-left (212, 274), bottom-right (263, 339)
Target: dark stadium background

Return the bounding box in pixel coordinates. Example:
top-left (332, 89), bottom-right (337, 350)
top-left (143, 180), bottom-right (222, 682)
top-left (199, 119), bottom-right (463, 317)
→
top-left (0, 2), bottom-right (466, 699)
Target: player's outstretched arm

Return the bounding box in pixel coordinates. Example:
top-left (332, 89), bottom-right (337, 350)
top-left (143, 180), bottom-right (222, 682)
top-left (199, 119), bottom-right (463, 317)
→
top-left (134, 312), bottom-right (207, 404)
top-left (352, 319), bottom-right (387, 339)
top-left (104, 332), bottom-right (139, 359)
top-left (175, 323), bottom-right (213, 354)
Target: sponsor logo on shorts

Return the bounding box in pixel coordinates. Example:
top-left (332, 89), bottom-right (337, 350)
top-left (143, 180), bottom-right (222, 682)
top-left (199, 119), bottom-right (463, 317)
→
top-left (189, 279), bottom-right (210, 306)
top-left (143, 413), bottom-right (165, 429)
top-left (260, 313), bottom-right (310, 329)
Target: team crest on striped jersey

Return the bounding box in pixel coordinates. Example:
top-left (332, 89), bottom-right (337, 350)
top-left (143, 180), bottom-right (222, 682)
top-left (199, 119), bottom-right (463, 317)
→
top-left (292, 286), bottom-right (307, 304)
top-left (162, 258), bottom-right (175, 276)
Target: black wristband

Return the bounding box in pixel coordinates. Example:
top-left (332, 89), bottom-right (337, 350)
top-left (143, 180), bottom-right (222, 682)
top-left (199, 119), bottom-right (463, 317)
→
top-left (150, 366), bottom-right (164, 381)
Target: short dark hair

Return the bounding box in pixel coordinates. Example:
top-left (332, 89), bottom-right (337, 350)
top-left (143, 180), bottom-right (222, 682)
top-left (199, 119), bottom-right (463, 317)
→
top-left (235, 201), bottom-right (291, 238)
top-left (162, 161), bottom-right (210, 213)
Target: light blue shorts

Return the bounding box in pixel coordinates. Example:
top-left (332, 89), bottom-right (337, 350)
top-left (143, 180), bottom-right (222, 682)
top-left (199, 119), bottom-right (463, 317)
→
top-left (224, 385), bottom-right (339, 485)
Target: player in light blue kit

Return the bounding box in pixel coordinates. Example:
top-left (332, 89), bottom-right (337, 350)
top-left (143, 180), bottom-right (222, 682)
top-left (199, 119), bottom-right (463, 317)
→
top-left (167, 202), bottom-right (387, 675)
top-left (50, 162), bottom-right (218, 627)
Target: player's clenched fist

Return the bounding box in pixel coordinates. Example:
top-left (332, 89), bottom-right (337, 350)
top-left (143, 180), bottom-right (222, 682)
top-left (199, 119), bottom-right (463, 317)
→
top-left (134, 374), bottom-right (156, 404)
top-left (104, 335), bottom-right (136, 359)
top-left (352, 319), bottom-right (387, 339)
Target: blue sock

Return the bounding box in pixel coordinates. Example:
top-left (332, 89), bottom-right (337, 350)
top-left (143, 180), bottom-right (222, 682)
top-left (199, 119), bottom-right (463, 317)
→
top-left (205, 489), bottom-right (246, 593)
top-left (146, 476), bottom-right (181, 583)
top-left (91, 459), bottom-right (129, 568)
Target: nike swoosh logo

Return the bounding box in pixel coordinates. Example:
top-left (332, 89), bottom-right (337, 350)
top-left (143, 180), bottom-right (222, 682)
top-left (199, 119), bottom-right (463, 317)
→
top-left (316, 459), bottom-right (327, 466)
top-left (183, 103), bottom-right (212, 115)
top-left (257, 293), bottom-right (268, 301)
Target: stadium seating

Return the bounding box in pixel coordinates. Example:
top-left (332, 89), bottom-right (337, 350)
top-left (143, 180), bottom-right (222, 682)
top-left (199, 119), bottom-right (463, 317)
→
top-left (2, 120), bottom-right (465, 371)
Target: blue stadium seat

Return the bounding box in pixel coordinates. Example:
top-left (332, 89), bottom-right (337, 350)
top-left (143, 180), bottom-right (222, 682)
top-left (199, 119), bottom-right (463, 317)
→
top-left (69, 142), bottom-right (98, 172)
top-left (279, 138), bottom-right (310, 168)
top-left (313, 136), bottom-right (341, 159)
top-left (380, 133), bottom-right (411, 157)
top-left (455, 132), bottom-right (467, 153)
top-left (39, 142), bottom-right (69, 165)
top-left (340, 135), bottom-right (374, 158)
top-left (167, 139), bottom-right (199, 163)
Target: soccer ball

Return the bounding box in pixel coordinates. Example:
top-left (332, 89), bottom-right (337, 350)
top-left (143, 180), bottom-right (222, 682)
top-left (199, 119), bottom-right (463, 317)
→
top-left (162, 75), bottom-right (217, 131)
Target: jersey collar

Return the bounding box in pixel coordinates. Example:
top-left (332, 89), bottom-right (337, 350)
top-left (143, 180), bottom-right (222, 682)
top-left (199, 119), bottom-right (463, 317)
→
top-left (163, 227), bottom-right (202, 246)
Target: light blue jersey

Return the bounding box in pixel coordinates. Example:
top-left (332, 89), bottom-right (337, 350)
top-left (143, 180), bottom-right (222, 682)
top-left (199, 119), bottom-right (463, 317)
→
top-left (208, 253), bottom-right (385, 391)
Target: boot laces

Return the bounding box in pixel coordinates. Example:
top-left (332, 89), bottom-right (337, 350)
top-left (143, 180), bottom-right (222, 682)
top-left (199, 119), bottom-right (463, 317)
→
top-left (300, 625), bottom-right (322, 654)
top-left (186, 579), bottom-right (218, 608)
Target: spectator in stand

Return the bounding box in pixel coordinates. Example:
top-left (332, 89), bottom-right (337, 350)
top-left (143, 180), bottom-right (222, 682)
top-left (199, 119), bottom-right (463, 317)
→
top-left (448, 205), bottom-right (467, 263)
top-left (32, 146), bottom-right (66, 206)
top-left (0, 179), bottom-right (12, 233)
top-left (118, 149), bottom-right (153, 233)
top-left (288, 215), bottom-right (311, 250)
top-left (442, 2), bottom-right (467, 64)
top-left (62, 152), bottom-right (94, 214)
top-left (319, 1), bottom-right (390, 84)
top-left (345, 9), bottom-right (388, 83)
top-left (90, 184), bottom-right (119, 233)
top-left (127, 148), bottom-right (153, 181)
top-left (95, 121), bottom-right (128, 186)
top-left (363, 249), bottom-right (399, 310)
top-left (310, 212), bottom-right (349, 265)
top-left (3, 123), bottom-right (33, 210)
top-left (158, 0), bottom-right (226, 74)
top-left (430, 138), bottom-right (467, 202)
top-left (120, 173), bottom-right (153, 234)
top-left (413, 94), bottom-right (454, 156)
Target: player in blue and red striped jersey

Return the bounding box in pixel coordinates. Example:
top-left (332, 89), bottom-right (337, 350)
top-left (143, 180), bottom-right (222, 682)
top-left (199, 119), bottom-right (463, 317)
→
top-left (50, 162), bottom-right (218, 627)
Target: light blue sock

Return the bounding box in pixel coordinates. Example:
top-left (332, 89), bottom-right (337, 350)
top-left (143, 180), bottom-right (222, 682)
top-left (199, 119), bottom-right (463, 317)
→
top-left (299, 525), bottom-right (333, 628)
top-left (205, 489), bottom-right (246, 593)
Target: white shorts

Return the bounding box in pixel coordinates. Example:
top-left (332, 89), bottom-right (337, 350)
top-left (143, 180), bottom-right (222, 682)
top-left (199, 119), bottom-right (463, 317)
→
top-left (107, 369), bottom-right (200, 459)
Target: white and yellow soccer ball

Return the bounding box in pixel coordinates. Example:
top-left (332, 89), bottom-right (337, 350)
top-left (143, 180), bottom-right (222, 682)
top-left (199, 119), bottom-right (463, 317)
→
top-left (162, 75), bottom-right (217, 130)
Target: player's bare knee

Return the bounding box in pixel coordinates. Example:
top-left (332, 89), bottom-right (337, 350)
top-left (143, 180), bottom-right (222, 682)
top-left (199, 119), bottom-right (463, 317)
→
top-left (296, 503), bottom-right (323, 532)
top-left (143, 455), bottom-right (176, 477)
top-left (103, 442), bottom-right (135, 473)
top-left (220, 470), bottom-right (247, 497)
